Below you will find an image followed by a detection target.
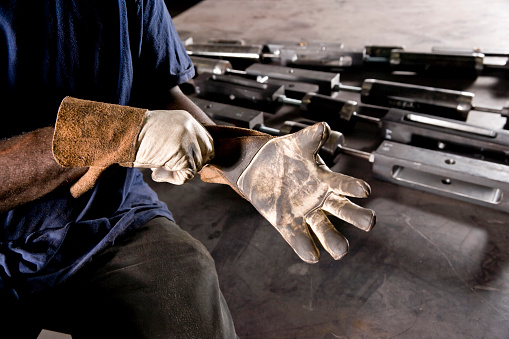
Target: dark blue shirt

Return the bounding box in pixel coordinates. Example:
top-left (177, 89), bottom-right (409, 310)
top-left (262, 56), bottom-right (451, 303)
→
top-left (0, 0), bottom-right (195, 297)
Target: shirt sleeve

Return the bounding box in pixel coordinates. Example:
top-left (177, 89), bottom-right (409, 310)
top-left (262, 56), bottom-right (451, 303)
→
top-left (131, 0), bottom-right (195, 106)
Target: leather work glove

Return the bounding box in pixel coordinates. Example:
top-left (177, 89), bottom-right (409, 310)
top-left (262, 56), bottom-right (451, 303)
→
top-left (200, 122), bottom-right (375, 263)
top-left (53, 97), bottom-right (214, 196)
top-left (133, 109), bottom-right (214, 184)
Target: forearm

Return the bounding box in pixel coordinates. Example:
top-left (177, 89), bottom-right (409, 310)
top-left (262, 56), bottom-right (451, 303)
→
top-left (166, 86), bottom-right (215, 125)
top-left (0, 127), bottom-right (87, 213)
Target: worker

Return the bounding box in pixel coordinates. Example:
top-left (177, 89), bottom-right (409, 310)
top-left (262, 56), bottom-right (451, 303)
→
top-left (0, 1), bottom-right (375, 338)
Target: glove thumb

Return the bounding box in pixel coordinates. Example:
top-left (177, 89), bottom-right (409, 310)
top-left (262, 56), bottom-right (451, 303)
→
top-left (70, 166), bottom-right (106, 198)
top-left (291, 122), bottom-right (331, 158)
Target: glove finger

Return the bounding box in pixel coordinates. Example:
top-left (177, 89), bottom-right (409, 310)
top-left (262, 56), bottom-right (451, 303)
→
top-left (287, 122), bottom-right (331, 158)
top-left (320, 168), bottom-right (371, 198)
top-left (70, 166), bottom-right (106, 198)
top-left (322, 193), bottom-right (376, 232)
top-left (276, 221), bottom-right (321, 264)
top-left (306, 209), bottom-right (349, 260)
top-left (155, 153), bottom-right (199, 184)
top-left (151, 167), bottom-right (194, 185)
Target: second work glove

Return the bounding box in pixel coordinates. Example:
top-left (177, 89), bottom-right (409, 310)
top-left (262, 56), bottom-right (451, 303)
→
top-left (200, 122), bottom-right (375, 263)
top-left (53, 97), bottom-right (214, 196)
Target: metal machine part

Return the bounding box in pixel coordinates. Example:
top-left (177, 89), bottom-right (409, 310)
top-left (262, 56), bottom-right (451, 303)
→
top-left (359, 79), bottom-right (475, 121)
top-left (431, 46), bottom-right (509, 57)
top-left (186, 42), bottom-right (402, 68)
top-left (207, 38), bottom-right (246, 45)
top-left (264, 40), bottom-right (345, 53)
top-left (431, 46), bottom-right (509, 69)
top-left (186, 43), bottom-right (271, 61)
top-left (192, 73), bottom-right (370, 130)
top-left (241, 64), bottom-right (340, 95)
top-left (190, 56), bottom-right (340, 95)
top-left (264, 40), bottom-right (346, 67)
top-left (189, 97), bottom-right (264, 129)
top-left (380, 109), bottom-right (509, 164)
top-left (277, 45), bottom-right (404, 68)
top-left (285, 48), bottom-right (364, 68)
top-left (300, 92), bottom-right (359, 123)
top-left (190, 56), bottom-right (237, 75)
top-left (298, 45), bottom-right (404, 68)
top-left (364, 45), bottom-right (405, 61)
top-left (186, 43), bottom-right (297, 64)
top-left (193, 73), bottom-right (286, 111)
top-left (389, 50), bottom-right (485, 76)
top-left (371, 141), bottom-right (509, 212)
top-left (256, 78), bottom-right (320, 99)
top-left (337, 78), bottom-right (509, 121)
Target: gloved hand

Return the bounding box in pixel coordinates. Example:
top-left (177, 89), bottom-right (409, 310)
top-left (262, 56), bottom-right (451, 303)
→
top-left (200, 122), bottom-right (375, 263)
top-left (133, 110), bottom-right (214, 185)
top-left (53, 97), bottom-right (214, 196)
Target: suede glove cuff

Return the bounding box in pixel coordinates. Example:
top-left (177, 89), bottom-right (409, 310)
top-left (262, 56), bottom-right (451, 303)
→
top-left (53, 97), bottom-right (147, 197)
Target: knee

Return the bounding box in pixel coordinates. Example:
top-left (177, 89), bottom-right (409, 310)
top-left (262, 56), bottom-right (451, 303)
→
top-left (156, 222), bottom-right (217, 280)
top-left (180, 236), bottom-right (218, 281)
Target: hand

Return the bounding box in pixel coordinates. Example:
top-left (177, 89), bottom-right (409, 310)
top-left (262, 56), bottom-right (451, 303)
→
top-left (134, 110), bottom-right (214, 184)
top-left (201, 122), bottom-right (375, 263)
top-left (53, 97), bottom-right (215, 196)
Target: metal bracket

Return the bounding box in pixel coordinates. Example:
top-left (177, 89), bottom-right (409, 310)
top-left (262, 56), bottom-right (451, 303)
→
top-left (372, 141), bottom-right (509, 212)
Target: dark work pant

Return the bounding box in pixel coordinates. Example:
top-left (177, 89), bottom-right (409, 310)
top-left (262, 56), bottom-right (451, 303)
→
top-left (1, 217), bottom-right (238, 339)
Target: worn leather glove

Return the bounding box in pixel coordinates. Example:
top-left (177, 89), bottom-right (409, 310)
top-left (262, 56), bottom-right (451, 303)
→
top-left (201, 122), bottom-right (375, 263)
top-left (53, 97), bottom-right (213, 196)
top-left (133, 110), bottom-right (214, 184)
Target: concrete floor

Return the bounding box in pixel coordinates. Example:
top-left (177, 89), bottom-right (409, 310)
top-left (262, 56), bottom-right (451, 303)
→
top-left (41, 0), bottom-right (509, 338)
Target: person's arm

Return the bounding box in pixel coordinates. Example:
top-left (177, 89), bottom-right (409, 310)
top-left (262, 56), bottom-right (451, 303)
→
top-left (49, 93), bottom-right (375, 263)
top-left (52, 96), bottom-right (214, 197)
top-left (164, 86), bottom-right (215, 125)
top-left (0, 127), bottom-right (87, 213)
top-left (0, 89), bottom-right (213, 213)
